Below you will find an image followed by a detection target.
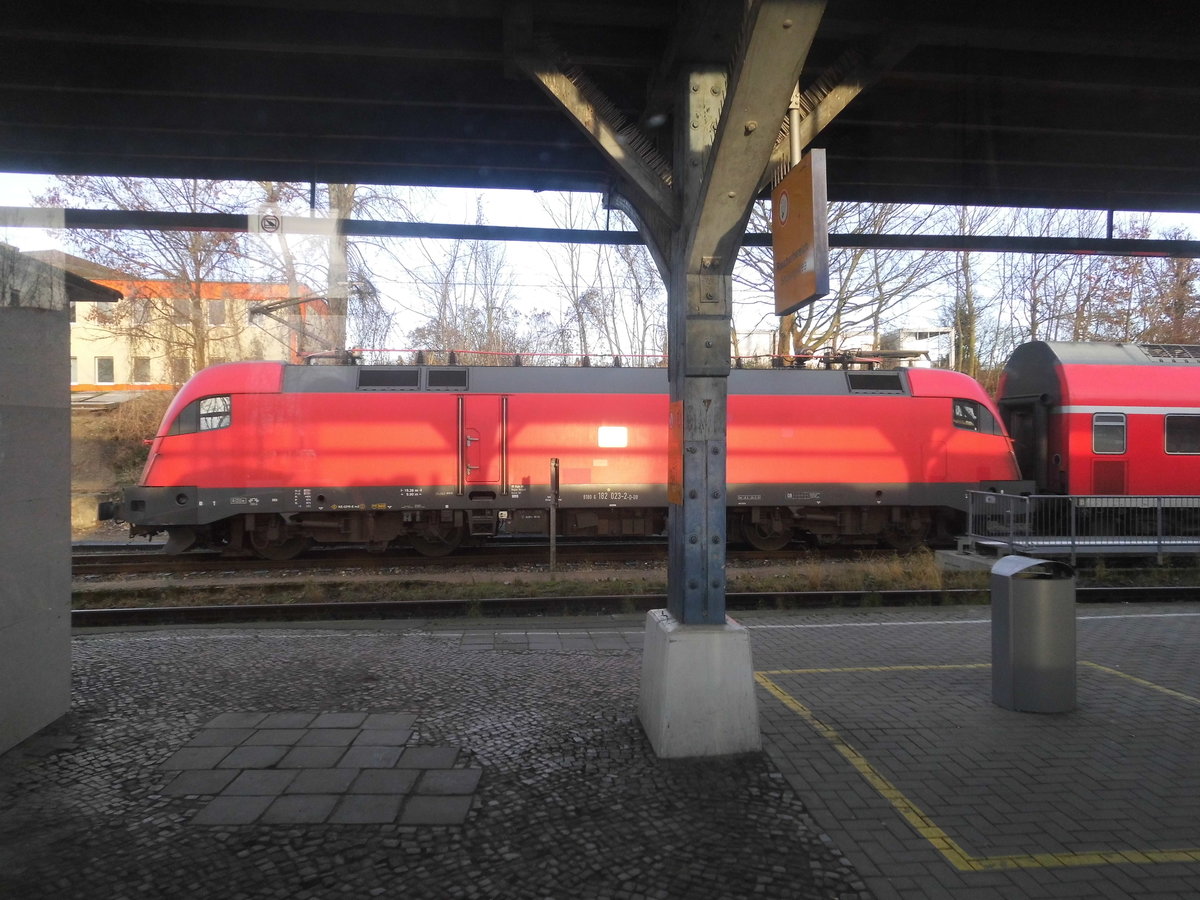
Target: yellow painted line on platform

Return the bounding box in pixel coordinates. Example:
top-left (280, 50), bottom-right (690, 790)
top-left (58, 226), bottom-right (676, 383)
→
top-left (756, 663), bottom-right (1200, 871)
top-left (758, 663), bottom-right (989, 676)
top-left (1080, 660), bottom-right (1200, 706)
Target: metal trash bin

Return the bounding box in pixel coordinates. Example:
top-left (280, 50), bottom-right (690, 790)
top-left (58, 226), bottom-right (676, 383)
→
top-left (991, 556), bottom-right (1076, 713)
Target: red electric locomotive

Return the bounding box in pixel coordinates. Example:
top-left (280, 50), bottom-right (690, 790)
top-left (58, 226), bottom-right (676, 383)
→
top-left (101, 361), bottom-right (1023, 557)
top-left (998, 341), bottom-right (1200, 496)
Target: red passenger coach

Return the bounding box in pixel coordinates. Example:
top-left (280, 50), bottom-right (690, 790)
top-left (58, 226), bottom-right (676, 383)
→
top-left (103, 361), bottom-right (1022, 557)
top-left (998, 341), bottom-right (1200, 496)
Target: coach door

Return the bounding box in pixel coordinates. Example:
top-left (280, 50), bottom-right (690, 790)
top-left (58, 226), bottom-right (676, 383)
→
top-left (457, 395), bottom-right (507, 494)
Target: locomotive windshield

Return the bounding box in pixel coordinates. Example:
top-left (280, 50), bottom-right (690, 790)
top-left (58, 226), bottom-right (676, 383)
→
top-left (952, 399), bottom-right (1002, 435)
top-left (166, 394), bottom-right (232, 435)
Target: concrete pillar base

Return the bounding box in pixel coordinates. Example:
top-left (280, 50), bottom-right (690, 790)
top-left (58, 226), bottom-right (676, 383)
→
top-left (637, 609), bottom-right (761, 758)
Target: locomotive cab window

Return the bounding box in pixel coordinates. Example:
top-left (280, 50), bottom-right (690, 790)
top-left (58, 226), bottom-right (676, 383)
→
top-left (168, 394), bottom-right (232, 435)
top-left (1166, 415), bottom-right (1200, 454)
top-left (1092, 413), bottom-right (1126, 454)
top-left (952, 399), bottom-right (1001, 434)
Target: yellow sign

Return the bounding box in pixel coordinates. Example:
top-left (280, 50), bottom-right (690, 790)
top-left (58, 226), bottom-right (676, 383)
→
top-left (771, 148), bottom-right (829, 316)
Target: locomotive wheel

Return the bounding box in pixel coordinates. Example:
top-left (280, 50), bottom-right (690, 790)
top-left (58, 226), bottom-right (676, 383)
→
top-left (250, 535), bottom-right (311, 561)
top-left (740, 517), bottom-right (793, 551)
top-left (881, 519), bottom-right (930, 552)
top-left (410, 524), bottom-right (465, 557)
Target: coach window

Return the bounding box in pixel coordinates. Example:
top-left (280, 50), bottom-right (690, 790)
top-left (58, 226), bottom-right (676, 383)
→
top-left (1093, 413), bottom-right (1126, 454)
top-left (1166, 415), bottom-right (1200, 454)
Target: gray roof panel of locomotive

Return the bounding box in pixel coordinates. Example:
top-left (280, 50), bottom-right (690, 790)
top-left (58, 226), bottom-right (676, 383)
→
top-left (281, 365), bottom-right (914, 397)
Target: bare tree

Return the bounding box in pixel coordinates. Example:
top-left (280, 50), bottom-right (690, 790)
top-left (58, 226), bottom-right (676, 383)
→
top-left (997, 208), bottom-right (1111, 345)
top-left (936, 205), bottom-right (1007, 378)
top-left (735, 201), bottom-right (946, 361)
top-left (402, 199), bottom-right (553, 360)
top-left (251, 181), bottom-right (412, 356)
top-left (40, 176), bottom-right (278, 379)
top-left (1086, 221), bottom-right (1200, 344)
top-left (533, 194), bottom-right (668, 362)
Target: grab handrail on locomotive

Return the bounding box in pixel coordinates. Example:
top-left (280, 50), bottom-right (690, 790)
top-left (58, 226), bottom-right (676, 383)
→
top-left (99, 341), bottom-right (1049, 559)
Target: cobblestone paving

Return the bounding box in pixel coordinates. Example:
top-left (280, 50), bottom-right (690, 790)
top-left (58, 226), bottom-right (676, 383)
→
top-left (6, 605), bottom-right (1198, 899)
top-left (0, 620), bottom-right (866, 900)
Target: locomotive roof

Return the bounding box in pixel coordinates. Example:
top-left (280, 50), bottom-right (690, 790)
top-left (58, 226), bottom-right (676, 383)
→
top-left (271, 362), bottom-right (983, 399)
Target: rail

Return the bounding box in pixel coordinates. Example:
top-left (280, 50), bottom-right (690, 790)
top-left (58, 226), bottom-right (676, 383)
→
top-left (964, 492), bottom-right (1200, 563)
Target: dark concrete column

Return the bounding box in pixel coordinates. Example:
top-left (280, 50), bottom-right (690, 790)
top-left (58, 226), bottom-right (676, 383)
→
top-left (0, 248), bottom-right (72, 753)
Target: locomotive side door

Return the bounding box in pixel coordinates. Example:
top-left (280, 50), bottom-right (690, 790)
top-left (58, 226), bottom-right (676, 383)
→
top-left (458, 395), bottom-right (505, 490)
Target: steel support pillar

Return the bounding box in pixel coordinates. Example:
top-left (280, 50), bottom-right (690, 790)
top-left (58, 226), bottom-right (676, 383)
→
top-left (666, 68), bottom-right (731, 626)
top-left (639, 67), bottom-right (760, 758)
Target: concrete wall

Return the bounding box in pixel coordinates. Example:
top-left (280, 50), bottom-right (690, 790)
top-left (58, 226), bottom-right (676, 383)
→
top-left (0, 252), bottom-right (71, 753)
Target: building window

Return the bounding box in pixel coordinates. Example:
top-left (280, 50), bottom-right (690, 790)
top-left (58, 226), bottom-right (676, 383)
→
top-left (1092, 413), bottom-right (1126, 454)
top-left (96, 357), bottom-right (115, 384)
top-left (70, 302), bottom-right (81, 323)
top-left (132, 357), bottom-right (152, 384)
top-left (132, 298), bottom-right (151, 325)
top-left (172, 297), bottom-right (200, 325)
top-left (208, 299), bottom-right (226, 326)
top-left (8, 288), bottom-right (20, 307)
top-left (70, 357), bottom-right (78, 384)
top-left (170, 357), bottom-right (190, 383)
top-left (1166, 415), bottom-right (1200, 454)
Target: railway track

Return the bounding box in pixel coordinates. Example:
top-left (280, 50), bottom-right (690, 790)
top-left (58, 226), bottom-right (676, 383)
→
top-left (71, 540), bottom-right (866, 577)
top-left (69, 584), bottom-right (1200, 628)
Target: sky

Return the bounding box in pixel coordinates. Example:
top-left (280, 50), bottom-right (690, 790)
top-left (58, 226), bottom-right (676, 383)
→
top-left (4, 171), bottom-right (1198, 357)
top-left (0, 172), bottom-right (613, 345)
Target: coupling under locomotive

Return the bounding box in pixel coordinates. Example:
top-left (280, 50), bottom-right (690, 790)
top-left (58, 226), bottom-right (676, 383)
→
top-left (100, 360), bottom-right (1024, 558)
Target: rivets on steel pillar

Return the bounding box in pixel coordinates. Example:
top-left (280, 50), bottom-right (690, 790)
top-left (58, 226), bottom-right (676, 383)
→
top-left (711, 490), bottom-right (720, 499)
top-left (688, 489), bottom-right (697, 499)
top-left (711, 535), bottom-right (720, 544)
top-left (689, 535), bottom-right (698, 544)
top-left (745, 121), bottom-right (757, 135)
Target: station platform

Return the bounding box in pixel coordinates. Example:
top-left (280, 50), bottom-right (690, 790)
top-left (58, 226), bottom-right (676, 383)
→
top-left (2, 604), bottom-right (1199, 899)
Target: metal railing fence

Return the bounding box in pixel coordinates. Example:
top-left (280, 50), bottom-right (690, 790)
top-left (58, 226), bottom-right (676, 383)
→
top-left (965, 492), bottom-right (1200, 563)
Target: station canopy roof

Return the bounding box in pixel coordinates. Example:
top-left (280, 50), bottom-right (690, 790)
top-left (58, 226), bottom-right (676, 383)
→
top-left (1, 1), bottom-right (1198, 215)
